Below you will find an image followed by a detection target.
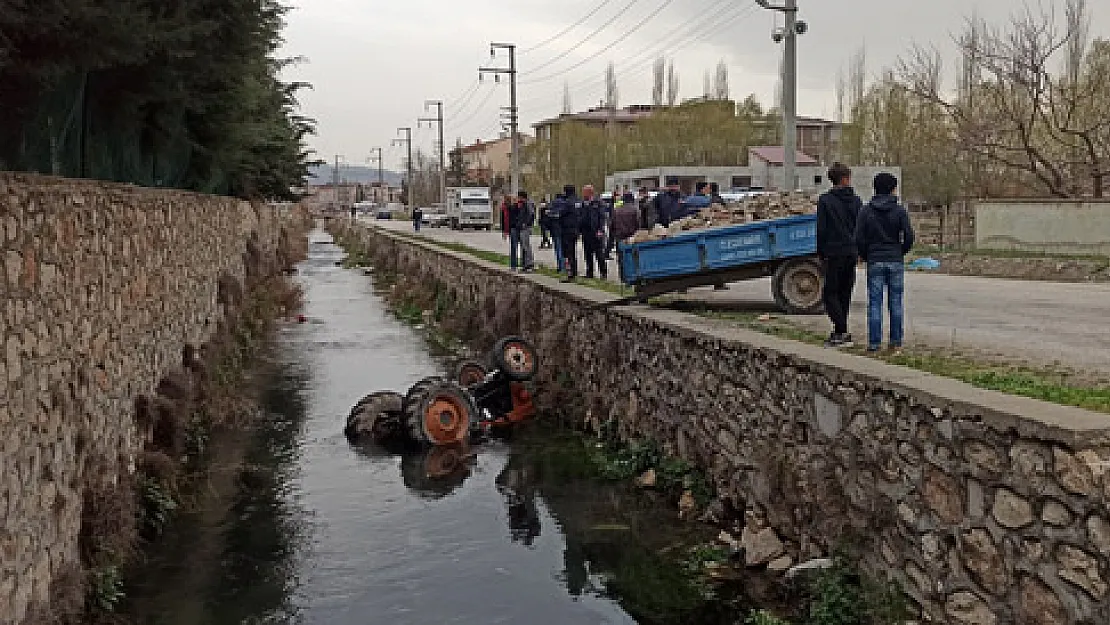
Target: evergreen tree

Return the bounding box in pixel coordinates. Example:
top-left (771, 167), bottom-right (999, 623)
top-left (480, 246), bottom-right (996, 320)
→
top-left (0, 0), bottom-right (315, 200)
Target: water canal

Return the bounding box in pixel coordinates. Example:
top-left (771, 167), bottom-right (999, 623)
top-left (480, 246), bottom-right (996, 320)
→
top-left (119, 230), bottom-right (753, 625)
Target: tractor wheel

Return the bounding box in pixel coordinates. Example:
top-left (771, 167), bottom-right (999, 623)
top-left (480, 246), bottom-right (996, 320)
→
top-left (345, 391), bottom-right (404, 443)
top-left (403, 377), bottom-right (478, 446)
top-left (456, 360), bottom-right (488, 388)
top-left (488, 336), bottom-right (538, 382)
top-left (772, 258), bottom-right (826, 315)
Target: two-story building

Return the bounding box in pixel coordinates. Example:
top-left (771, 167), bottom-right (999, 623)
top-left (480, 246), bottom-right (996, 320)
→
top-left (455, 134), bottom-right (534, 185)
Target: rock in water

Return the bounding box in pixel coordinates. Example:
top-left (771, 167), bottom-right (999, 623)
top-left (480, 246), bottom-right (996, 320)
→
top-left (741, 526), bottom-right (785, 567)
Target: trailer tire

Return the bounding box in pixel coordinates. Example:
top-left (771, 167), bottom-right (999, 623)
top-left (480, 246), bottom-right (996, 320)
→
top-left (489, 336), bottom-right (538, 382)
top-left (403, 377), bottom-right (478, 446)
top-left (772, 258), bottom-right (825, 315)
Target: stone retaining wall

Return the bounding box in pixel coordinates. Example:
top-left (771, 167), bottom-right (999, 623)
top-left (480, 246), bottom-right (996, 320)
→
top-left (339, 221), bottom-right (1110, 625)
top-left (0, 174), bottom-right (301, 625)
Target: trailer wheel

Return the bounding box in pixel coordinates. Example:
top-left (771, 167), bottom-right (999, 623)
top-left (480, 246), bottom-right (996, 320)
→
top-left (456, 360), bottom-right (488, 388)
top-left (489, 336), bottom-right (538, 382)
top-left (345, 391), bottom-right (405, 443)
top-left (403, 377), bottom-right (478, 446)
top-left (772, 258), bottom-right (825, 315)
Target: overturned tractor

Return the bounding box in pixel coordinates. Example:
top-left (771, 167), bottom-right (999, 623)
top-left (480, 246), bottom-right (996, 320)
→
top-left (345, 336), bottom-right (539, 447)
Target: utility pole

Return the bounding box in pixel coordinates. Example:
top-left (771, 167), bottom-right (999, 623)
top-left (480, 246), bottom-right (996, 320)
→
top-left (333, 154), bottom-right (343, 211)
top-left (756, 0), bottom-right (806, 192)
top-left (393, 128), bottom-right (413, 213)
top-left (480, 42), bottom-right (519, 197)
top-left (419, 100), bottom-right (446, 206)
top-left (368, 148), bottom-right (384, 204)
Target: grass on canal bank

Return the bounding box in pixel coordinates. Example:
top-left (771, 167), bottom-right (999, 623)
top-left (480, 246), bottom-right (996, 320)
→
top-left (683, 306), bottom-right (1110, 414)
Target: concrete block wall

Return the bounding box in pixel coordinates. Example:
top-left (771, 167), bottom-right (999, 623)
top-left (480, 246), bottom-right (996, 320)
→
top-left (0, 174), bottom-right (291, 625)
top-left (976, 200), bottom-right (1110, 256)
top-left (344, 221), bottom-right (1110, 625)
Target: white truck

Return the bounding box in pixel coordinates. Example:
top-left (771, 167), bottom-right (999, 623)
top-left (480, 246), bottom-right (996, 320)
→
top-left (446, 187), bottom-right (493, 230)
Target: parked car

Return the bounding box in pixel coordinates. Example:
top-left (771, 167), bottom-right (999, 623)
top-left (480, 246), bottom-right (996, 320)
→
top-left (375, 207), bottom-right (393, 220)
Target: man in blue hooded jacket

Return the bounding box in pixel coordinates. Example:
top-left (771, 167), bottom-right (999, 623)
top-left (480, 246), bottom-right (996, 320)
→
top-left (555, 185), bottom-right (581, 282)
top-left (855, 173), bottom-right (915, 353)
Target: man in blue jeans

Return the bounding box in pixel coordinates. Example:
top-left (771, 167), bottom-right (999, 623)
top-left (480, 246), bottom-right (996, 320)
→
top-left (854, 173), bottom-right (915, 352)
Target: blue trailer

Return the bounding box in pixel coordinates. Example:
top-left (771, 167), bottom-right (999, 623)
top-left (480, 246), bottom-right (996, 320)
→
top-left (616, 214), bottom-right (825, 314)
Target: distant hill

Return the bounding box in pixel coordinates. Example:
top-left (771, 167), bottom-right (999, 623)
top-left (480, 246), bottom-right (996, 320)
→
top-left (309, 164), bottom-right (403, 187)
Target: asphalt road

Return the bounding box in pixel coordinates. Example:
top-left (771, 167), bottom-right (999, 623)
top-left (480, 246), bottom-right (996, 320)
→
top-left (372, 218), bottom-right (1110, 377)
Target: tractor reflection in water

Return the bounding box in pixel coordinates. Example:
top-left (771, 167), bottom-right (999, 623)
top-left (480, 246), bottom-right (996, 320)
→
top-left (343, 336), bottom-right (539, 497)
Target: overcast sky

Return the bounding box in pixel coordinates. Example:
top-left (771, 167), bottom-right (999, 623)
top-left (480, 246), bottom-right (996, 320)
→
top-left (281, 0), bottom-right (1107, 171)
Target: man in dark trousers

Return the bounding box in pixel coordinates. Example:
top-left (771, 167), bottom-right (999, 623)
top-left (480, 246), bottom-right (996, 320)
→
top-left (546, 193), bottom-right (566, 270)
top-left (580, 185), bottom-right (607, 280)
top-left (509, 191), bottom-right (536, 272)
top-left (817, 162), bottom-right (862, 348)
top-left (538, 197), bottom-right (552, 249)
top-left (556, 185), bottom-right (581, 282)
top-left (855, 172), bottom-right (915, 353)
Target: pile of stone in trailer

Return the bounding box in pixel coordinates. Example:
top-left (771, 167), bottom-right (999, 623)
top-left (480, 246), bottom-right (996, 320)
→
top-left (626, 191), bottom-right (818, 244)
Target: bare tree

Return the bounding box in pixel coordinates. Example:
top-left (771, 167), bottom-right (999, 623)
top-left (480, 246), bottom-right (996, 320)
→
top-left (652, 57), bottom-right (665, 107)
top-left (714, 60), bottom-right (730, 101)
top-left (666, 61), bottom-right (679, 106)
top-left (901, 3), bottom-right (1110, 197)
top-left (605, 62), bottom-right (619, 109)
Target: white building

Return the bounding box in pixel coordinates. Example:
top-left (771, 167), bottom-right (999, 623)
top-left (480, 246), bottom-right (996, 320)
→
top-left (605, 148), bottom-right (902, 202)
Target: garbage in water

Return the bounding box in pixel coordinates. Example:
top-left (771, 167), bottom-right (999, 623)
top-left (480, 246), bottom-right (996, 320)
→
top-left (344, 336), bottom-right (538, 448)
top-left (908, 257), bottom-right (941, 271)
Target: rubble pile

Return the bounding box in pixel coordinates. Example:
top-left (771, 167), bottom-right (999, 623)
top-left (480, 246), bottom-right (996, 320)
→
top-left (626, 191), bottom-right (817, 244)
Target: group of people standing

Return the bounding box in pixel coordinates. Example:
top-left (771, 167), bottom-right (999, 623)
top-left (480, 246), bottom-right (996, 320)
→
top-left (817, 163), bottom-right (915, 353)
top-left (500, 184), bottom-right (627, 281)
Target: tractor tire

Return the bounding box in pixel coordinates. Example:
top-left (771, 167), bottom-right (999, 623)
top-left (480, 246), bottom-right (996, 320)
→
top-left (488, 336), bottom-right (538, 382)
top-left (772, 258), bottom-right (826, 315)
top-left (403, 377), bottom-right (478, 446)
top-left (345, 391), bottom-right (404, 443)
top-left (456, 360), bottom-right (488, 388)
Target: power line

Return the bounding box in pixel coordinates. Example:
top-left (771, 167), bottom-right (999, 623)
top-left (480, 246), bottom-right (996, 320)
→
top-left (533, 0), bottom-right (738, 99)
top-left (447, 84), bottom-right (495, 125)
top-left (448, 86), bottom-right (500, 136)
top-left (521, 0), bottom-right (643, 76)
top-left (445, 82), bottom-right (482, 120)
top-left (521, 0), bottom-right (681, 85)
top-left (521, 0), bottom-right (619, 54)
top-left (517, 0), bottom-right (751, 102)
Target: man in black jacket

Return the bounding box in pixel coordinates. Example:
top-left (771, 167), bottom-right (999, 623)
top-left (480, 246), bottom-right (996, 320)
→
top-left (855, 173), bottom-right (915, 353)
top-left (817, 162), bottom-right (862, 348)
top-left (653, 184), bottom-right (682, 227)
top-left (556, 185), bottom-right (582, 282)
top-left (580, 185), bottom-right (607, 280)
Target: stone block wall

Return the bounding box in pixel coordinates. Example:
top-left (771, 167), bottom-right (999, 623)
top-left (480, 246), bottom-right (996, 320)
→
top-left (343, 221), bottom-right (1110, 625)
top-left (0, 174), bottom-right (297, 625)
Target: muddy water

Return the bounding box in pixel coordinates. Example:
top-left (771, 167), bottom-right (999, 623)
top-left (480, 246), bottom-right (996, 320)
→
top-left (123, 230), bottom-right (733, 625)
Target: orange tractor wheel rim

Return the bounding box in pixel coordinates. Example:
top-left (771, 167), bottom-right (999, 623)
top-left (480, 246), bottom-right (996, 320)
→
top-left (503, 342), bottom-right (535, 376)
top-left (424, 396), bottom-right (469, 444)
